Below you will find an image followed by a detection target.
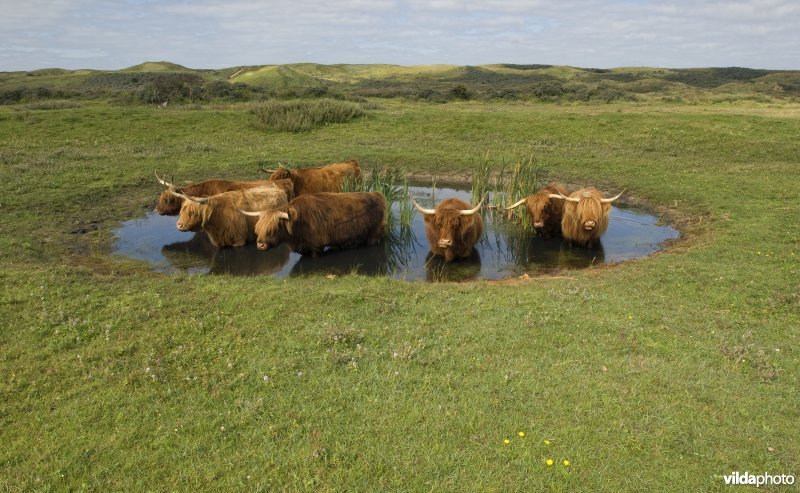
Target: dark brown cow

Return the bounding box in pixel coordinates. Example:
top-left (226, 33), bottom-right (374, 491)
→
top-left (172, 185), bottom-right (289, 248)
top-left (154, 172), bottom-right (294, 215)
top-left (240, 192), bottom-right (386, 256)
top-left (411, 197), bottom-right (484, 263)
top-left (550, 187), bottom-right (624, 247)
top-left (266, 159), bottom-right (361, 196)
top-left (505, 182), bottom-right (569, 237)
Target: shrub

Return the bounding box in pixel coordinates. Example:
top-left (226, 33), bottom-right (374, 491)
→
top-left (26, 100), bottom-right (82, 110)
top-left (251, 98), bottom-right (365, 132)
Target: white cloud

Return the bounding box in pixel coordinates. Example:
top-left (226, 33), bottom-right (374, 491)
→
top-left (0, 0), bottom-right (798, 70)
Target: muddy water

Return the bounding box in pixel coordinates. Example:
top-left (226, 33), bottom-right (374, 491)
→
top-left (113, 185), bottom-right (679, 281)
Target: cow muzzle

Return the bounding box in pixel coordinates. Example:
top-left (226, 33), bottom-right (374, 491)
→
top-left (583, 220), bottom-right (596, 231)
top-left (533, 221), bottom-right (544, 228)
top-left (176, 223), bottom-right (188, 232)
top-left (256, 241), bottom-right (268, 251)
top-left (438, 238), bottom-right (453, 249)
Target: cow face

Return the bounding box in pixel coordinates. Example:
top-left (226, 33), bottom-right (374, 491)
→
top-left (428, 209), bottom-right (463, 250)
top-left (155, 189), bottom-right (183, 215)
top-left (413, 196), bottom-right (484, 263)
top-left (527, 194), bottom-right (552, 229)
top-left (574, 197), bottom-right (608, 231)
top-left (253, 210), bottom-right (290, 251)
top-left (176, 200), bottom-right (205, 232)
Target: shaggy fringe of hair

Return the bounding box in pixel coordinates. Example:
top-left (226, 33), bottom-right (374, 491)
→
top-left (561, 188), bottom-right (611, 246)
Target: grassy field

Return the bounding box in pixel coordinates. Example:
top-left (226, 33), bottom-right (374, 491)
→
top-left (1, 97), bottom-right (799, 491)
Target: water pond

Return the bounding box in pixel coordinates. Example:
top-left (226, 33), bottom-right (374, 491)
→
top-left (114, 184), bottom-right (679, 281)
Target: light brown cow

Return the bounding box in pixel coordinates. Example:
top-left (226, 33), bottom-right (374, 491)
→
top-left (266, 159), bottom-right (361, 196)
top-left (172, 185), bottom-right (289, 248)
top-left (505, 182), bottom-right (569, 237)
top-left (550, 187), bottom-right (624, 247)
top-left (154, 172), bottom-right (294, 215)
top-left (411, 197), bottom-right (484, 263)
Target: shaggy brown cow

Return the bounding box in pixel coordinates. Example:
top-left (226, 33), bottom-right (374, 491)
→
top-left (266, 159), bottom-right (361, 196)
top-left (411, 196), bottom-right (484, 263)
top-left (505, 182), bottom-right (569, 237)
top-left (173, 185), bottom-right (289, 248)
top-left (154, 172), bottom-right (294, 215)
top-left (240, 192), bottom-right (386, 256)
top-left (550, 187), bottom-right (624, 247)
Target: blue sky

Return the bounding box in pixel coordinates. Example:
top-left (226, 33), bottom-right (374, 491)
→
top-left (1, 0), bottom-right (798, 71)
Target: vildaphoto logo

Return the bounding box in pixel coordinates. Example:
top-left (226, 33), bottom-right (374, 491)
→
top-left (723, 471), bottom-right (795, 487)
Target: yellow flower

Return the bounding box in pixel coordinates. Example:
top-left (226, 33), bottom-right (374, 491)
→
top-left (563, 460), bottom-right (570, 466)
top-left (503, 439), bottom-right (510, 445)
top-left (518, 432), bottom-right (525, 437)
top-left (544, 439), bottom-right (551, 445)
top-left (546, 459), bottom-right (554, 466)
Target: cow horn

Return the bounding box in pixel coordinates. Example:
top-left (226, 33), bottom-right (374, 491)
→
top-left (600, 189), bottom-right (626, 203)
top-left (237, 208), bottom-right (263, 217)
top-left (155, 171), bottom-right (174, 188)
top-left (410, 197), bottom-right (436, 215)
top-left (459, 196), bottom-right (485, 216)
top-left (169, 189), bottom-right (207, 204)
top-left (278, 212), bottom-right (290, 221)
top-left (549, 191), bottom-right (580, 203)
top-left (504, 198), bottom-right (527, 210)
top-left (258, 168), bottom-right (277, 174)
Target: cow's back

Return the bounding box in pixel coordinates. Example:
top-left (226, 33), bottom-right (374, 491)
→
top-left (288, 191), bottom-right (385, 251)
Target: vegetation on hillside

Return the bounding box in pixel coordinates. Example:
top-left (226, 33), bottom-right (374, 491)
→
top-left (2, 62), bottom-right (799, 106)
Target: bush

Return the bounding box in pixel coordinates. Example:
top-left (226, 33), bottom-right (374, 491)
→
top-left (26, 100), bottom-right (82, 110)
top-left (251, 98), bottom-right (365, 132)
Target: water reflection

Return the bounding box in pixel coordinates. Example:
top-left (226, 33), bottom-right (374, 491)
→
top-left (161, 232), bottom-right (292, 275)
top-left (425, 250), bottom-right (482, 282)
top-left (290, 243), bottom-right (388, 277)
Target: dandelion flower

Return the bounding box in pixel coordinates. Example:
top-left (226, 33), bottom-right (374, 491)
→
top-left (544, 439), bottom-right (551, 445)
top-left (546, 459), bottom-right (554, 466)
top-left (563, 460), bottom-right (570, 466)
top-left (503, 439), bottom-right (510, 445)
top-left (518, 432), bottom-right (525, 437)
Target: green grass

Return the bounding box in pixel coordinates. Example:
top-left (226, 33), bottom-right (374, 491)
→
top-left (0, 97), bottom-right (799, 491)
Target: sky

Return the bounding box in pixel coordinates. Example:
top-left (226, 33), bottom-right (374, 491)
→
top-left (1, 0), bottom-right (798, 71)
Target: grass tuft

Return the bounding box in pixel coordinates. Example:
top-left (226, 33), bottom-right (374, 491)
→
top-left (251, 98), bottom-right (365, 132)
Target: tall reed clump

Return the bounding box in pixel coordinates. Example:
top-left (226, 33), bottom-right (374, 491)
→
top-left (471, 152), bottom-right (493, 206)
top-left (341, 165), bottom-right (411, 226)
top-left (342, 165), bottom-right (415, 272)
top-left (251, 98), bottom-right (365, 132)
top-left (472, 153), bottom-right (550, 231)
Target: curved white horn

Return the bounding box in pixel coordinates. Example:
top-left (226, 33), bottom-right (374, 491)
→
top-left (237, 208), bottom-right (263, 217)
top-left (600, 188), bottom-right (626, 203)
top-left (155, 171), bottom-right (174, 188)
top-left (504, 198), bottom-right (527, 210)
top-left (169, 189), bottom-right (207, 204)
top-left (460, 197), bottom-right (485, 216)
top-left (549, 191), bottom-right (580, 203)
top-left (278, 212), bottom-right (290, 221)
top-left (410, 197), bottom-right (436, 215)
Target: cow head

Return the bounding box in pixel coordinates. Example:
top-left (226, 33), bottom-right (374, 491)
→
top-left (550, 189), bottom-right (624, 231)
top-left (412, 197), bottom-right (483, 251)
top-left (154, 172), bottom-right (183, 215)
top-left (505, 193), bottom-right (551, 229)
top-left (268, 167), bottom-right (292, 181)
top-left (172, 190), bottom-right (210, 232)
top-left (239, 208), bottom-right (291, 251)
